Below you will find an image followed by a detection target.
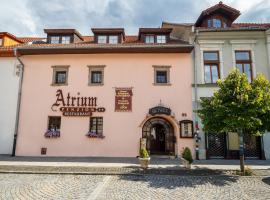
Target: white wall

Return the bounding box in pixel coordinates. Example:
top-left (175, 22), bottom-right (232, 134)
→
top-left (0, 57), bottom-right (19, 154)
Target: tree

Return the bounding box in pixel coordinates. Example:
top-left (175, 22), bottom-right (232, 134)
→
top-left (198, 69), bottom-right (270, 173)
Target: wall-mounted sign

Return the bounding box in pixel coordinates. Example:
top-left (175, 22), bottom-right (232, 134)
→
top-left (51, 89), bottom-right (105, 116)
top-left (115, 88), bottom-right (133, 112)
top-left (180, 120), bottom-right (194, 138)
top-left (149, 106), bottom-right (171, 116)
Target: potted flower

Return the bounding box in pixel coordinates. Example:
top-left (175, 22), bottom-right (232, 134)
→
top-left (181, 147), bottom-right (193, 169)
top-left (169, 152), bottom-right (175, 159)
top-left (138, 148), bottom-right (150, 169)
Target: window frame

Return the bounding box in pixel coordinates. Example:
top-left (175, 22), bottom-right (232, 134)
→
top-left (153, 65), bottom-right (171, 85)
top-left (235, 50), bottom-right (253, 81)
top-left (88, 65), bottom-right (105, 86)
top-left (108, 35), bottom-right (118, 44)
top-left (97, 35), bottom-right (107, 44)
top-left (207, 18), bottom-right (227, 28)
top-left (47, 116), bottom-right (61, 131)
top-left (51, 66), bottom-right (69, 86)
top-left (156, 35), bottom-right (166, 44)
top-left (50, 36), bottom-right (60, 44)
top-left (89, 117), bottom-right (103, 136)
top-left (61, 36), bottom-right (71, 44)
top-left (0, 38), bottom-right (3, 46)
top-left (145, 35), bottom-right (155, 44)
top-left (203, 51), bottom-right (220, 84)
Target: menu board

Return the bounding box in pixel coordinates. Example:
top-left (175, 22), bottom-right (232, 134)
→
top-left (115, 88), bottom-right (133, 112)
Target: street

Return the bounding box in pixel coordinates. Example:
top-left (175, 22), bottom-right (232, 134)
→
top-left (0, 173), bottom-right (269, 200)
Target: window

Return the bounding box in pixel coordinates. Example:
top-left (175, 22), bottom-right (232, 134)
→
top-left (50, 36), bottom-right (60, 44)
top-left (91, 71), bottom-right (102, 84)
top-left (52, 66), bottom-right (69, 85)
top-left (145, 35), bottom-right (155, 43)
top-left (203, 51), bottom-right (220, 84)
top-left (89, 117), bottom-right (103, 136)
top-left (157, 35), bottom-right (166, 44)
top-left (0, 38), bottom-right (2, 46)
top-left (235, 51), bottom-right (252, 82)
top-left (55, 71), bottom-right (67, 84)
top-left (48, 116), bottom-right (61, 131)
top-left (98, 36), bottom-right (107, 44)
top-left (153, 66), bottom-right (171, 85)
top-left (61, 36), bottom-right (70, 44)
top-left (156, 71), bottom-right (167, 83)
top-left (88, 65), bottom-right (105, 85)
top-left (213, 19), bottom-right (222, 28)
top-left (45, 116), bottom-right (61, 138)
top-left (207, 18), bottom-right (225, 28)
top-left (109, 35), bottom-right (118, 44)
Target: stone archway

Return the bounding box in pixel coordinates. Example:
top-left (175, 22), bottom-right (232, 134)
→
top-left (142, 117), bottom-right (175, 155)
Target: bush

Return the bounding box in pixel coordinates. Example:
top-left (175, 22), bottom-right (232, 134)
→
top-left (140, 148), bottom-right (149, 158)
top-left (182, 147), bottom-right (193, 164)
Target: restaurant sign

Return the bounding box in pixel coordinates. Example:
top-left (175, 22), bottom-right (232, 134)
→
top-left (115, 88), bottom-right (133, 112)
top-left (51, 89), bottom-right (105, 116)
top-left (149, 106), bottom-right (171, 116)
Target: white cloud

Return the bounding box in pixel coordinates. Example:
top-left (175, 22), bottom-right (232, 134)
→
top-left (0, 0), bottom-right (269, 37)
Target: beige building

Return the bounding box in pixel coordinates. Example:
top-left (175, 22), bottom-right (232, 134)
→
top-left (163, 2), bottom-right (270, 159)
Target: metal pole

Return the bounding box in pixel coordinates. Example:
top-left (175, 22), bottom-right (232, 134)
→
top-left (239, 129), bottom-right (245, 173)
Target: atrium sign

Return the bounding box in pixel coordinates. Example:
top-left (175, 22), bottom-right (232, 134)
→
top-left (51, 89), bottom-right (105, 116)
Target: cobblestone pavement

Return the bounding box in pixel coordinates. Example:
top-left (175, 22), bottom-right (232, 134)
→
top-left (0, 174), bottom-right (269, 200)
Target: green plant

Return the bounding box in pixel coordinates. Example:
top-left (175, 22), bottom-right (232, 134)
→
top-left (182, 147), bottom-right (193, 164)
top-left (140, 148), bottom-right (149, 158)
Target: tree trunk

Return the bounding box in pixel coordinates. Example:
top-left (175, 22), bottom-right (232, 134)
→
top-left (238, 129), bottom-right (245, 174)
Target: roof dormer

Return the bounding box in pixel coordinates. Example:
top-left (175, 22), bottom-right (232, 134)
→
top-left (91, 28), bottom-right (125, 44)
top-left (0, 32), bottom-right (23, 47)
top-left (44, 29), bottom-right (83, 44)
top-left (195, 1), bottom-right (241, 28)
top-left (138, 28), bottom-right (172, 44)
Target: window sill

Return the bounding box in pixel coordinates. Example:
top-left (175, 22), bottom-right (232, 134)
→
top-left (51, 83), bottom-right (68, 86)
top-left (153, 83), bottom-right (172, 86)
top-left (192, 83), bottom-right (218, 87)
top-left (88, 83), bottom-right (104, 86)
top-left (86, 132), bottom-right (105, 139)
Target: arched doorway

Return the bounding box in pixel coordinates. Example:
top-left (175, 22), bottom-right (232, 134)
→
top-left (142, 117), bottom-right (175, 155)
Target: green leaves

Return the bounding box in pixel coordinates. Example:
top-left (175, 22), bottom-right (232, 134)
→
top-left (198, 69), bottom-right (270, 136)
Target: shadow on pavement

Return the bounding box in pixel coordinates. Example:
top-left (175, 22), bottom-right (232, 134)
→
top-left (262, 177), bottom-right (270, 185)
top-left (119, 167), bottom-right (239, 189)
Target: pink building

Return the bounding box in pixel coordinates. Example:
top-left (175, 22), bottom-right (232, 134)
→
top-left (15, 28), bottom-right (194, 157)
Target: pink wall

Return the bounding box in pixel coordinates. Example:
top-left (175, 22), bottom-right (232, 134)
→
top-left (16, 53), bottom-right (194, 157)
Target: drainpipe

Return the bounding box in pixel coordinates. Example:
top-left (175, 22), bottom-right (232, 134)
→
top-left (193, 28), bottom-right (200, 159)
top-left (12, 48), bottom-right (24, 156)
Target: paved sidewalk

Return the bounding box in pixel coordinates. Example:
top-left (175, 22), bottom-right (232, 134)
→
top-left (0, 155), bottom-right (269, 169)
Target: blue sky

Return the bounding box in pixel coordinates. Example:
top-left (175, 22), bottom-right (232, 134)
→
top-left (0, 0), bottom-right (269, 36)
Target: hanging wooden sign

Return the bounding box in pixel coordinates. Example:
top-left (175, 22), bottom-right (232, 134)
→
top-left (115, 88), bottom-right (133, 112)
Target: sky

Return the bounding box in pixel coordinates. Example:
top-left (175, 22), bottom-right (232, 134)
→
top-left (0, 0), bottom-right (269, 37)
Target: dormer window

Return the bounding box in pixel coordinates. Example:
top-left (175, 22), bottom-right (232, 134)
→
top-left (61, 36), bottom-right (70, 44)
top-left (0, 38), bottom-right (2, 46)
top-left (207, 18), bottom-right (224, 28)
top-left (157, 35), bottom-right (166, 44)
top-left (51, 36), bottom-right (60, 44)
top-left (98, 36), bottom-right (107, 44)
top-left (109, 36), bottom-right (118, 44)
top-left (145, 35), bottom-right (155, 43)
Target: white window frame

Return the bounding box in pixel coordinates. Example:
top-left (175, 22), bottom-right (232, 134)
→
top-left (145, 35), bottom-right (155, 44)
top-left (157, 35), bottom-right (166, 44)
top-left (198, 40), bottom-right (225, 84)
top-left (230, 40), bottom-right (257, 79)
top-left (50, 36), bottom-right (60, 44)
top-left (88, 65), bottom-right (106, 86)
top-left (61, 36), bottom-right (70, 44)
top-left (109, 35), bottom-right (118, 44)
top-left (98, 36), bottom-right (107, 44)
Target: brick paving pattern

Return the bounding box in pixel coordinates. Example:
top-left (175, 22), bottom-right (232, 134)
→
top-left (0, 174), bottom-right (269, 200)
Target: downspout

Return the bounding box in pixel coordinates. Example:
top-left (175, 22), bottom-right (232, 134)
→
top-left (12, 48), bottom-right (24, 156)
